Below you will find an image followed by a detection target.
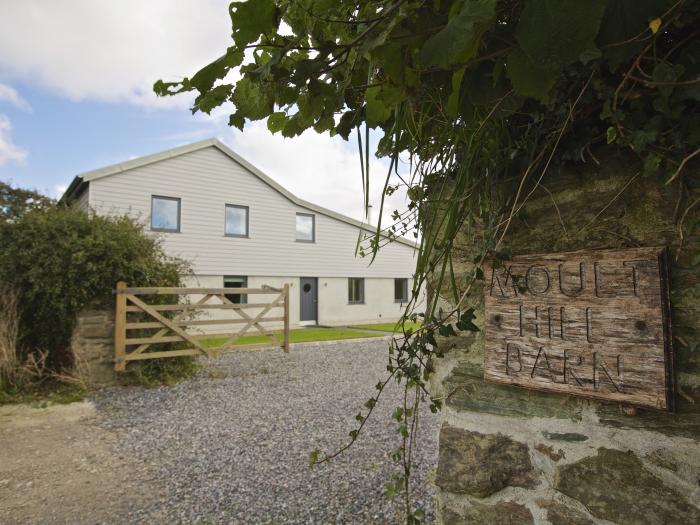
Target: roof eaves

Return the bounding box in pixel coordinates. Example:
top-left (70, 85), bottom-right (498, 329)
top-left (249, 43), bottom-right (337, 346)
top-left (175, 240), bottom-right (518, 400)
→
top-left (79, 138), bottom-right (219, 182)
top-left (73, 138), bottom-right (419, 249)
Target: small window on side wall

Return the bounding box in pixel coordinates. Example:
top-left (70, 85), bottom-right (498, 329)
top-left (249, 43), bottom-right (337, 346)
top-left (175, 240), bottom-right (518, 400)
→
top-left (224, 276), bottom-right (247, 304)
top-left (296, 213), bottom-right (315, 242)
top-left (394, 278), bottom-right (409, 303)
top-left (151, 195), bottom-right (180, 232)
top-left (225, 204), bottom-right (249, 237)
top-left (348, 278), bottom-right (364, 304)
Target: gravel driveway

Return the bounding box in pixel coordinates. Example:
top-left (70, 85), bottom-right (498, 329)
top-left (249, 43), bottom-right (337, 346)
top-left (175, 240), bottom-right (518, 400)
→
top-left (92, 337), bottom-right (439, 524)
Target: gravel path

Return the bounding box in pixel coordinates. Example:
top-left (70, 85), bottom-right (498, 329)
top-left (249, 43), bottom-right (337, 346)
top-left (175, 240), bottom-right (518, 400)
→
top-left (94, 337), bottom-right (439, 524)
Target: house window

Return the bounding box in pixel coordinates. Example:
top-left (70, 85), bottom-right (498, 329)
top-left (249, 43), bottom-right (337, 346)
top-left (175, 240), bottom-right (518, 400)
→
top-left (224, 276), bottom-right (247, 304)
top-left (151, 195), bottom-right (180, 232)
top-left (296, 213), bottom-right (315, 242)
top-left (394, 278), bottom-right (409, 303)
top-left (225, 204), bottom-right (249, 237)
top-left (348, 278), bottom-right (364, 304)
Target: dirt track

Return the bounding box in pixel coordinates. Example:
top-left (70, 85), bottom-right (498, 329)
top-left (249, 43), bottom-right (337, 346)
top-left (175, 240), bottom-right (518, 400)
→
top-left (0, 402), bottom-right (155, 525)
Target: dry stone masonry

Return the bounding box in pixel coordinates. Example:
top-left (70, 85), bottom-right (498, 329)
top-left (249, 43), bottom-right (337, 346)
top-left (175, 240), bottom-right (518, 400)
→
top-left (430, 156), bottom-right (700, 524)
top-left (71, 308), bottom-right (115, 386)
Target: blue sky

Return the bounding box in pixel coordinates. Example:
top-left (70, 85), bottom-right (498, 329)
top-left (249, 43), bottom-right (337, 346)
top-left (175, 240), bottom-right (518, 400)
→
top-left (0, 81), bottom-right (224, 194)
top-left (0, 0), bottom-right (407, 223)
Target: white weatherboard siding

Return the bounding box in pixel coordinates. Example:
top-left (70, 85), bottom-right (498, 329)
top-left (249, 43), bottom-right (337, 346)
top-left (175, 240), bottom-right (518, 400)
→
top-left (184, 275), bottom-right (415, 332)
top-left (319, 277), bottom-right (409, 324)
top-left (89, 146), bottom-right (417, 278)
top-left (75, 187), bottom-right (90, 211)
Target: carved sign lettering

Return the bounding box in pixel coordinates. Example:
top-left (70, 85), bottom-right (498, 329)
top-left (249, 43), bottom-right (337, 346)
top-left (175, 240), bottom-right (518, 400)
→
top-left (484, 247), bottom-right (674, 411)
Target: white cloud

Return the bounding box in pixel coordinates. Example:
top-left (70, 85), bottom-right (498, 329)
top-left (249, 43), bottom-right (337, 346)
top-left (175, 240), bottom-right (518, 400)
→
top-left (0, 83), bottom-right (31, 111)
top-left (0, 114), bottom-right (27, 165)
top-left (0, 1), bottom-right (231, 108)
top-left (226, 122), bottom-right (412, 229)
top-left (52, 183), bottom-right (68, 199)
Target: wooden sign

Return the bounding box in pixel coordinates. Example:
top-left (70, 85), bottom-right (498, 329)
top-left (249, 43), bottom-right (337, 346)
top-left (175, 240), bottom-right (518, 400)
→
top-left (484, 247), bottom-right (674, 411)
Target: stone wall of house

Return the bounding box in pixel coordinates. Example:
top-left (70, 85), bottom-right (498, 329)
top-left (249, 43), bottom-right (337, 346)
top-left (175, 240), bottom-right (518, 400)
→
top-left (71, 308), bottom-right (115, 386)
top-left (430, 154), bottom-right (700, 524)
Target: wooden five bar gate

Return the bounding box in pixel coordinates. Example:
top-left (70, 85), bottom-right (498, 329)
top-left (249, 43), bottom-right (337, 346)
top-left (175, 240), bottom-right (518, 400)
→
top-left (113, 281), bottom-right (290, 371)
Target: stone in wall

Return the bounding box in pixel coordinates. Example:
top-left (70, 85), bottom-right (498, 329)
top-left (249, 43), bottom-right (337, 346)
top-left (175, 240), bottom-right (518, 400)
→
top-left (535, 499), bottom-right (595, 525)
top-left (435, 425), bottom-right (537, 497)
top-left (71, 309), bottom-right (115, 386)
top-left (442, 501), bottom-right (534, 525)
top-left (555, 448), bottom-right (700, 525)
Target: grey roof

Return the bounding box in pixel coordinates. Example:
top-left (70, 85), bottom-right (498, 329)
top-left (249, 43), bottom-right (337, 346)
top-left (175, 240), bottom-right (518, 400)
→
top-left (61, 139), bottom-right (418, 249)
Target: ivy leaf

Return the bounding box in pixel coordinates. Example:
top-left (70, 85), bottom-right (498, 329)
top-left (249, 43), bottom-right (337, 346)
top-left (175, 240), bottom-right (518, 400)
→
top-left (190, 47), bottom-right (244, 94)
top-left (447, 68), bottom-right (466, 118)
top-left (456, 308), bottom-right (479, 332)
top-left (426, 332), bottom-right (438, 348)
top-left (365, 86), bottom-right (392, 127)
top-left (438, 324), bottom-right (457, 337)
top-left (606, 126), bottom-right (618, 144)
top-left (230, 0), bottom-right (280, 48)
top-left (417, 0), bottom-right (496, 69)
top-left (231, 77), bottom-right (273, 120)
top-left (281, 115), bottom-right (304, 138)
top-left (649, 17), bottom-right (662, 34)
top-left (516, 0), bottom-right (607, 69)
top-left (506, 47), bottom-right (559, 103)
top-left (691, 253), bottom-right (700, 267)
top-left (267, 112), bottom-right (288, 133)
top-left (228, 112), bottom-right (245, 131)
top-left (333, 110), bottom-right (358, 140)
top-left (195, 84), bottom-right (233, 114)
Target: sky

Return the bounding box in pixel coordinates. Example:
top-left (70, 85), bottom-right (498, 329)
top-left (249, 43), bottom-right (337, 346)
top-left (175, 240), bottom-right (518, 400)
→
top-left (0, 0), bottom-right (409, 225)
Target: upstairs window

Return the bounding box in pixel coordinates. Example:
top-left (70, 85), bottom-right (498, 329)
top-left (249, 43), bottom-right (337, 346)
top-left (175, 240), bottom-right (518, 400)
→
top-left (348, 278), bottom-right (364, 304)
top-left (151, 195), bottom-right (180, 232)
top-left (296, 213), bottom-right (315, 242)
top-left (394, 278), bottom-right (409, 303)
top-left (224, 276), bottom-right (247, 304)
top-left (225, 204), bottom-right (249, 237)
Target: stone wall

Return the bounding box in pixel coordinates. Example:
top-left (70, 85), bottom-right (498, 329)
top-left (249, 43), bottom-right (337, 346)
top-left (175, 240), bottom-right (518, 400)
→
top-left (71, 308), bottom-right (115, 386)
top-left (430, 154), bottom-right (700, 524)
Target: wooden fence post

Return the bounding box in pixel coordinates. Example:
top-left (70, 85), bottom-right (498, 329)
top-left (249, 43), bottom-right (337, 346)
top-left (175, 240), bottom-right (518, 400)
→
top-left (114, 280), bottom-right (127, 371)
top-left (283, 283), bottom-right (290, 352)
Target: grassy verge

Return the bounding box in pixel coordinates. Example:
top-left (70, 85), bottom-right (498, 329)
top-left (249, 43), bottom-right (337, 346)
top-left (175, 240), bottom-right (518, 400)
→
top-left (202, 327), bottom-right (386, 348)
top-left (116, 356), bottom-right (201, 388)
top-left (348, 321), bottom-right (422, 333)
top-left (0, 381), bottom-right (86, 407)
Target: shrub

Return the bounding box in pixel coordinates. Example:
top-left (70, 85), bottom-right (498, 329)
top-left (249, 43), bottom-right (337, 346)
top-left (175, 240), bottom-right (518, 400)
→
top-left (0, 181), bottom-right (54, 225)
top-left (0, 204), bottom-right (191, 373)
top-left (0, 282), bottom-right (20, 388)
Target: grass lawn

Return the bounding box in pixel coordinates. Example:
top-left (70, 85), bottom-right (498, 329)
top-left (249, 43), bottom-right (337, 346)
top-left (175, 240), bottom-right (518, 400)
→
top-left (202, 327), bottom-right (386, 348)
top-left (348, 321), bottom-right (422, 333)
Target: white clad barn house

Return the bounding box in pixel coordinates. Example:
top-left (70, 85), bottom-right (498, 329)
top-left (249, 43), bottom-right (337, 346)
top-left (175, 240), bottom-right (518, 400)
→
top-left (60, 139), bottom-right (421, 328)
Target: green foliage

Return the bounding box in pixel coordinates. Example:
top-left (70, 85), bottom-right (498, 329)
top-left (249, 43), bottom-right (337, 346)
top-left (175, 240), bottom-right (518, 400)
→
top-left (0, 381), bottom-right (86, 406)
top-left (0, 181), bottom-right (54, 224)
top-left (0, 203), bottom-right (190, 371)
top-left (418, 0), bottom-right (496, 69)
top-left (117, 357), bottom-right (201, 388)
top-left (155, 0), bottom-right (698, 181)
